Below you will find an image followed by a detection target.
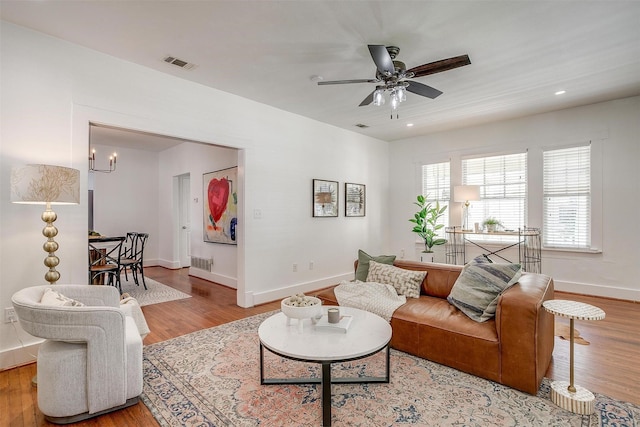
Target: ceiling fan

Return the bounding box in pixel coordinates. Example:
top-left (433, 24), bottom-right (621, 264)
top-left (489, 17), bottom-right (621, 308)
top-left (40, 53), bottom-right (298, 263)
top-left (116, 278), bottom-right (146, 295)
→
top-left (318, 45), bottom-right (471, 117)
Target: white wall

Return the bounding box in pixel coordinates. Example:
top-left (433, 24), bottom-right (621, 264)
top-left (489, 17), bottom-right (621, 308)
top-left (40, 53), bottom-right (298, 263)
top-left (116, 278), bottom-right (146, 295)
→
top-left (91, 143), bottom-right (160, 263)
top-left (0, 22), bottom-right (390, 368)
top-left (389, 96), bottom-right (640, 301)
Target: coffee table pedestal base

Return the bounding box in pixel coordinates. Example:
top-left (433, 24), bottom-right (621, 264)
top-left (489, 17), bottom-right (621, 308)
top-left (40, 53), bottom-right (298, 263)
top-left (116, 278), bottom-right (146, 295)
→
top-left (549, 380), bottom-right (595, 415)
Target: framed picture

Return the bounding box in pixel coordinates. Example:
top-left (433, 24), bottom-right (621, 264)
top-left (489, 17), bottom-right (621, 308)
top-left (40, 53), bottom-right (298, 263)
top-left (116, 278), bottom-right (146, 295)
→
top-left (313, 179), bottom-right (338, 217)
top-left (203, 166), bottom-right (238, 244)
top-left (345, 182), bottom-right (366, 217)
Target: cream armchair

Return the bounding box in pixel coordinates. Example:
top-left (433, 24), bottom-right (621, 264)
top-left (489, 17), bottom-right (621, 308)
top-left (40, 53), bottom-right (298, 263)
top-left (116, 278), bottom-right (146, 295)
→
top-left (11, 284), bottom-right (143, 424)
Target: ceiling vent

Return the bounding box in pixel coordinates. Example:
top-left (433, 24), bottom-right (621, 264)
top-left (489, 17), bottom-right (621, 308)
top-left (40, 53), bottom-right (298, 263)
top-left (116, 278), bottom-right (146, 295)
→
top-left (163, 56), bottom-right (196, 70)
top-left (354, 123), bottom-right (369, 128)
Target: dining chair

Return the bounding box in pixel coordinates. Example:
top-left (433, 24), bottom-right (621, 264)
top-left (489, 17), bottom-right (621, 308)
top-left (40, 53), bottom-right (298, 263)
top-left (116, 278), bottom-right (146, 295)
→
top-left (88, 236), bottom-right (125, 292)
top-left (119, 232), bottom-right (148, 290)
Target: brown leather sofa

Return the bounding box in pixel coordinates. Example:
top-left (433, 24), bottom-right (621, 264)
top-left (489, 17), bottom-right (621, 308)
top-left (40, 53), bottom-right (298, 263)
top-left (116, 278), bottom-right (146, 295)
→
top-left (315, 260), bottom-right (555, 394)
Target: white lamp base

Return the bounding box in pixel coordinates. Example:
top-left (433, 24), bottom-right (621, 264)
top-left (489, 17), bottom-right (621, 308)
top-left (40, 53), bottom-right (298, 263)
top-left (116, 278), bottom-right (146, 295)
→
top-left (549, 380), bottom-right (595, 414)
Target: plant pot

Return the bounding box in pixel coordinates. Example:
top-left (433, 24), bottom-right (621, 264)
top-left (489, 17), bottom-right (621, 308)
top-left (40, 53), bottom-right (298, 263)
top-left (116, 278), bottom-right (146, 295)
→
top-left (486, 224), bottom-right (497, 233)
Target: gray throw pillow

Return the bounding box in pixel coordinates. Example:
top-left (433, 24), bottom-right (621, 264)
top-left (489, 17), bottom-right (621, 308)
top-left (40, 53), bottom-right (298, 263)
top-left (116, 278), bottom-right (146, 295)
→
top-left (367, 260), bottom-right (426, 298)
top-left (447, 262), bottom-right (522, 322)
top-left (355, 250), bottom-right (396, 282)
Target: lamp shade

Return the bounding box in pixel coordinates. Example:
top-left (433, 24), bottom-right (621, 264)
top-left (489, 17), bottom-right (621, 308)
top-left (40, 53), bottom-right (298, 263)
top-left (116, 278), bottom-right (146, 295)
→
top-left (11, 164), bottom-right (80, 205)
top-left (453, 185), bottom-right (480, 203)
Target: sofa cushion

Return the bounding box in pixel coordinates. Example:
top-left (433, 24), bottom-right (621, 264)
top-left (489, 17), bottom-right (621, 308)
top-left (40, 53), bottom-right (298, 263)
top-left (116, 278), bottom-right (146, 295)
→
top-left (367, 260), bottom-right (425, 298)
top-left (355, 249), bottom-right (396, 282)
top-left (447, 262), bottom-right (522, 322)
top-left (40, 287), bottom-right (85, 307)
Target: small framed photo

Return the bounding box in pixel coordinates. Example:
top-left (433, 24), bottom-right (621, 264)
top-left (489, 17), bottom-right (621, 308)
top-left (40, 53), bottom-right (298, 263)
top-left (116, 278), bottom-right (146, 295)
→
top-left (345, 182), bottom-right (366, 217)
top-left (313, 179), bottom-right (338, 217)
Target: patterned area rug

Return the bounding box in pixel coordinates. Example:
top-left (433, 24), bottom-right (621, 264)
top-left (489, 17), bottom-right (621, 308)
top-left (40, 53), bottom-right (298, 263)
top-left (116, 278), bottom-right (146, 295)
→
top-left (142, 311), bottom-right (639, 426)
top-left (119, 276), bottom-right (191, 306)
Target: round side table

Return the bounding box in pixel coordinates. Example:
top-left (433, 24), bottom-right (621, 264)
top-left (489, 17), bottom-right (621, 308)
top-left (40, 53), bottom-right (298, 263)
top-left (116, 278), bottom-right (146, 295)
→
top-left (543, 299), bottom-right (605, 414)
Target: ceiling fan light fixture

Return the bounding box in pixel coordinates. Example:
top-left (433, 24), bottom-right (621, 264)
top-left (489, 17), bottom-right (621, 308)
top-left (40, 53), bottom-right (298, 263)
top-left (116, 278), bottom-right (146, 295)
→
top-left (373, 88), bottom-right (386, 106)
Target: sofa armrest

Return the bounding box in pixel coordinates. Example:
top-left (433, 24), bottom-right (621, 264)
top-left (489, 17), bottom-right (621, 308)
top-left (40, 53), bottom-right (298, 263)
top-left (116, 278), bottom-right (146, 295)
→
top-left (495, 272), bottom-right (555, 394)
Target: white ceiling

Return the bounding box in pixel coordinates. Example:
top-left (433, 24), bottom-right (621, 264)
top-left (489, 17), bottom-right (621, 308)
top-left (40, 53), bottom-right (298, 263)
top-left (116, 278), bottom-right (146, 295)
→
top-left (2, 1), bottom-right (640, 142)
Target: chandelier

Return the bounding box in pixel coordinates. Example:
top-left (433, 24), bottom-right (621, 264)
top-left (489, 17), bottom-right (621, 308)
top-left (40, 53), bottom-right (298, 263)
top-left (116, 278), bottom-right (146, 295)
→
top-left (89, 148), bottom-right (117, 173)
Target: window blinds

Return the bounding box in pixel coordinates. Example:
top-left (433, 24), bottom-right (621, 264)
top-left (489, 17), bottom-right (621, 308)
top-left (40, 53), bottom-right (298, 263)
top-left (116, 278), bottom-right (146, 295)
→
top-left (543, 144), bottom-right (591, 248)
top-left (462, 152), bottom-right (527, 231)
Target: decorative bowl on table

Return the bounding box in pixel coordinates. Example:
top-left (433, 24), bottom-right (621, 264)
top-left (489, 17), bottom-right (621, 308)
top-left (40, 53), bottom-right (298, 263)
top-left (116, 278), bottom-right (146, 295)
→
top-left (281, 294), bottom-right (322, 331)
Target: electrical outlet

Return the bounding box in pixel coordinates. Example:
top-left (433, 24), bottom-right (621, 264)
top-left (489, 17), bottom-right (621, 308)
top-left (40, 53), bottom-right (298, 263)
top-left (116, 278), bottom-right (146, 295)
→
top-left (4, 307), bottom-right (17, 324)
top-left (292, 263), bottom-right (298, 272)
top-left (309, 261), bottom-right (314, 270)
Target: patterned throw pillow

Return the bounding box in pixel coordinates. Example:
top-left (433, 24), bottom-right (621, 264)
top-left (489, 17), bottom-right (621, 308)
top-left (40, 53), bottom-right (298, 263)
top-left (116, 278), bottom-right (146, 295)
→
top-left (40, 288), bottom-right (85, 307)
top-left (366, 260), bottom-right (426, 299)
top-left (355, 249), bottom-right (396, 282)
top-left (447, 262), bottom-right (522, 322)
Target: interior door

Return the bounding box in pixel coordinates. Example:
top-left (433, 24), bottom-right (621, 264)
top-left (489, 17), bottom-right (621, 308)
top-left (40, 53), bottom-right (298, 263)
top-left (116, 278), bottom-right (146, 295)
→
top-left (178, 174), bottom-right (191, 267)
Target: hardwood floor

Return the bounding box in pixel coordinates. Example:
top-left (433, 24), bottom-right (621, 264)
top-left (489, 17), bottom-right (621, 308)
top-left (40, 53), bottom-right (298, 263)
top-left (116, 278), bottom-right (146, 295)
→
top-left (1, 267), bottom-right (638, 426)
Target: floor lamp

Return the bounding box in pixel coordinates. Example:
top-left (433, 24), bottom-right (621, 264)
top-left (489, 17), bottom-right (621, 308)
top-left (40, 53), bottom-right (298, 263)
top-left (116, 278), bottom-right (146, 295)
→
top-left (11, 164), bottom-right (80, 285)
top-left (453, 185), bottom-right (480, 231)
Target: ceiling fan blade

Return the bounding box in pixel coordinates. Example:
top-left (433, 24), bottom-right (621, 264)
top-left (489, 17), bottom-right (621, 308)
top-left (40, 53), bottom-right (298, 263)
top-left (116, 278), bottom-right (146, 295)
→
top-left (406, 81), bottom-right (443, 99)
top-left (318, 79), bottom-right (379, 85)
top-left (408, 55), bottom-right (471, 78)
top-left (368, 45), bottom-right (394, 76)
top-left (359, 91), bottom-right (375, 106)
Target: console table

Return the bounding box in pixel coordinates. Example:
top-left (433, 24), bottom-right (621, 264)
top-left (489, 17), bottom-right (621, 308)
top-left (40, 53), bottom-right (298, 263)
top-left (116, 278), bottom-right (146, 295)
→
top-left (445, 227), bottom-right (541, 272)
top-left (543, 300), bottom-right (605, 414)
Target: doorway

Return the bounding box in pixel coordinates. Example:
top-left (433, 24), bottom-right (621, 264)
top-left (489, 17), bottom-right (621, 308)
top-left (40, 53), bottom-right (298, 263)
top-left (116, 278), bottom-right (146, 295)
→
top-left (177, 173), bottom-right (191, 268)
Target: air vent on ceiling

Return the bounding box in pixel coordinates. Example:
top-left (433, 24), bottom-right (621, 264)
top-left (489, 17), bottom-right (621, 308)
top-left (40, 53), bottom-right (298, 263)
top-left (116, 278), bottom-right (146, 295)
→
top-left (354, 123), bottom-right (369, 128)
top-left (163, 56), bottom-right (196, 70)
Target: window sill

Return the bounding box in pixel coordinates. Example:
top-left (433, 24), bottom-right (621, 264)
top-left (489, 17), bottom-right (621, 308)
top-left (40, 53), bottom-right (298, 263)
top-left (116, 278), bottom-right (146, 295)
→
top-left (542, 246), bottom-right (602, 254)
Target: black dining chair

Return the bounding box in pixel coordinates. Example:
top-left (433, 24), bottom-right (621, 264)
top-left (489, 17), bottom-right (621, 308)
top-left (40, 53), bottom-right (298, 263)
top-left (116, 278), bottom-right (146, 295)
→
top-left (88, 236), bottom-right (125, 292)
top-left (119, 232), bottom-right (148, 290)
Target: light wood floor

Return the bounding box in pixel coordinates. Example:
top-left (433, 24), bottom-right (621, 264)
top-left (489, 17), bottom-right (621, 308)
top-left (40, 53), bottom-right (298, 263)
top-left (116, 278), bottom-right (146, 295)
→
top-left (1, 267), bottom-right (638, 426)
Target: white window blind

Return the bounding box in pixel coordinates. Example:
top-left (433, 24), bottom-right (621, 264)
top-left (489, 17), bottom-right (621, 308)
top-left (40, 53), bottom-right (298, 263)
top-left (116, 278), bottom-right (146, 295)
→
top-left (421, 161), bottom-right (450, 231)
top-left (543, 144), bottom-right (591, 249)
top-left (462, 152), bottom-right (527, 231)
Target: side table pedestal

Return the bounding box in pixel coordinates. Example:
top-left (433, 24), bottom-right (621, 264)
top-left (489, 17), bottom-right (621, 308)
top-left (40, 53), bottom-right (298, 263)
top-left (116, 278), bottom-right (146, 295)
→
top-left (549, 381), bottom-right (595, 415)
top-left (543, 299), bottom-right (605, 415)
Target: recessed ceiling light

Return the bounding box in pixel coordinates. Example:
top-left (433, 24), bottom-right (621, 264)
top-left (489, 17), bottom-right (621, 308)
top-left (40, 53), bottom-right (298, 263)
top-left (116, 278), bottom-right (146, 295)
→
top-left (406, 123), bottom-right (414, 127)
top-left (555, 90), bottom-right (566, 96)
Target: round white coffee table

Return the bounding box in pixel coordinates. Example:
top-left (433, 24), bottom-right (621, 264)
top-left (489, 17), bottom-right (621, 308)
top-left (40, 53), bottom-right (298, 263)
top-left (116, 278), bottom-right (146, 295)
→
top-left (543, 299), bottom-right (605, 414)
top-left (258, 306), bottom-right (392, 427)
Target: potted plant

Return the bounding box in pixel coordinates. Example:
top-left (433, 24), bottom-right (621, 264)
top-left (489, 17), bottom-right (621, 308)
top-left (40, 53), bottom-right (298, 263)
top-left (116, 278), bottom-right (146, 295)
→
top-left (483, 217), bottom-right (502, 232)
top-left (409, 195), bottom-right (447, 253)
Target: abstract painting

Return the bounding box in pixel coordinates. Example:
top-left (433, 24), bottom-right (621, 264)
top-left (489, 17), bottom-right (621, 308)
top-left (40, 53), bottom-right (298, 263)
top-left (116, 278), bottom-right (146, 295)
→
top-left (203, 166), bottom-right (237, 244)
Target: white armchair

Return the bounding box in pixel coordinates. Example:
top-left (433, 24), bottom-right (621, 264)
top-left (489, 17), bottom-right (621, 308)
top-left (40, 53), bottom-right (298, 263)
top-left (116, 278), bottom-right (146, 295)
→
top-left (11, 284), bottom-right (143, 424)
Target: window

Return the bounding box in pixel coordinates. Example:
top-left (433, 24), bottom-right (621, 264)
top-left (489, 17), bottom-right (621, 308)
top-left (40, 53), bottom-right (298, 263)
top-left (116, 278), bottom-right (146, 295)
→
top-left (462, 152), bottom-right (527, 232)
top-left (543, 144), bottom-right (591, 249)
top-left (421, 161), bottom-right (450, 231)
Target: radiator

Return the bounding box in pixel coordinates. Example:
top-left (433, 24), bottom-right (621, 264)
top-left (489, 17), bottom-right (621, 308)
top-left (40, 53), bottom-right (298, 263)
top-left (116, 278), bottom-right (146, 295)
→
top-left (190, 256), bottom-right (213, 271)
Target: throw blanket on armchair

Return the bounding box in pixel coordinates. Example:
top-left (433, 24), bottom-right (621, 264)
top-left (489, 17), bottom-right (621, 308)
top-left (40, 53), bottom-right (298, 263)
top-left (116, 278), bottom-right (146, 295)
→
top-left (334, 280), bottom-right (406, 322)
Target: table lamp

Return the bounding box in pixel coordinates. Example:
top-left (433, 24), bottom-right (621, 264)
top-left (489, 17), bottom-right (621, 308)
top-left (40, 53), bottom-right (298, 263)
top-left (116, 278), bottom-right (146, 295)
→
top-left (453, 185), bottom-right (480, 231)
top-left (11, 164), bottom-right (80, 284)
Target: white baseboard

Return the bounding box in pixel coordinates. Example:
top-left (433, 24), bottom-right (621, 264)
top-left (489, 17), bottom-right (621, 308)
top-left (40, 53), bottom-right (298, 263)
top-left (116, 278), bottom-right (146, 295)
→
top-left (0, 341), bottom-right (41, 371)
top-left (554, 280), bottom-right (639, 302)
top-left (188, 268), bottom-right (237, 289)
top-left (153, 259), bottom-right (181, 270)
top-left (251, 272), bottom-right (352, 306)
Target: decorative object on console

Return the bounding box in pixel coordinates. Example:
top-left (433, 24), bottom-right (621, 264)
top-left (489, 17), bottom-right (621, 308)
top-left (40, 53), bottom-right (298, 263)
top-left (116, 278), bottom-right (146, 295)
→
top-left (10, 164), bottom-right (80, 285)
top-left (409, 194), bottom-right (447, 253)
top-left (453, 185), bottom-right (480, 231)
top-left (312, 179), bottom-right (338, 217)
top-left (203, 166), bottom-right (238, 244)
top-left (344, 182), bottom-right (365, 217)
top-left (354, 249), bottom-right (396, 282)
top-left (482, 217), bottom-right (502, 232)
